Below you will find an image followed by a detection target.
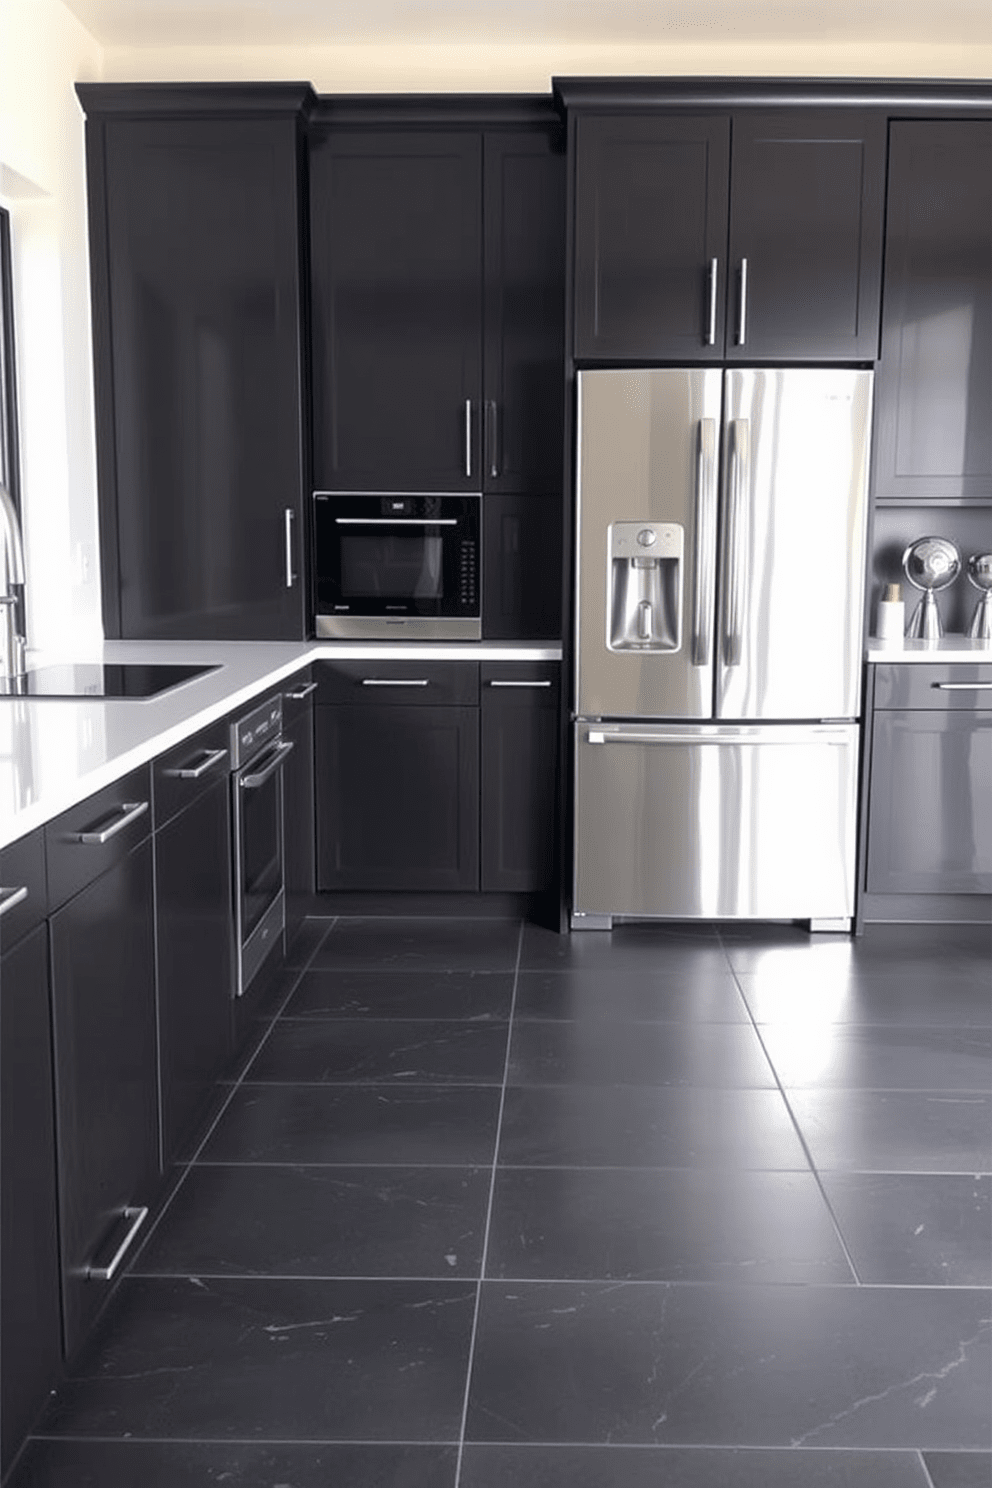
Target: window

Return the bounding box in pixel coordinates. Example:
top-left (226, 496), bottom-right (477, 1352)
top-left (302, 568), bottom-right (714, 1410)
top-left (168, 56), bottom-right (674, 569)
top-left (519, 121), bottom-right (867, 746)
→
top-left (0, 205), bottom-right (20, 510)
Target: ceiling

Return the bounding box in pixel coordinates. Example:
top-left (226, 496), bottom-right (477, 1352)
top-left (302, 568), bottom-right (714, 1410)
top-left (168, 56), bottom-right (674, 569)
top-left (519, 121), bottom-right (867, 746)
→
top-left (58, 0), bottom-right (992, 49)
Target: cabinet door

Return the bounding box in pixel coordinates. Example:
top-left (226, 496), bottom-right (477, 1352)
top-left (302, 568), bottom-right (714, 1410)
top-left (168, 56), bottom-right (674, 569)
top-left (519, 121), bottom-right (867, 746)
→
top-left (316, 705), bottom-right (479, 890)
top-left (482, 491), bottom-right (562, 640)
top-left (483, 131), bottom-right (565, 493)
top-left (310, 130), bottom-right (483, 491)
top-left (873, 121), bottom-right (992, 501)
top-left (573, 115), bottom-right (730, 361)
top-left (155, 776), bottom-right (234, 1165)
top-left (867, 710), bottom-right (992, 893)
top-left (49, 840), bottom-right (159, 1356)
top-left (283, 700), bottom-right (316, 947)
top-left (481, 664), bottom-right (559, 892)
top-left (725, 111), bottom-right (885, 362)
top-left (1, 926), bottom-right (62, 1474)
top-left (100, 117), bottom-right (307, 639)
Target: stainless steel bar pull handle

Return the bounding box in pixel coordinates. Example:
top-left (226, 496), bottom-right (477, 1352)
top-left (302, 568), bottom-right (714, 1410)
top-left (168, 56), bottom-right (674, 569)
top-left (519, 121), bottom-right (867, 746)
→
top-left (361, 678), bottom-right (430, 688)
top-left (284, 508), bottom-right (296, 589)
top-left (86, 1206), bottom-right (149, 1282)
top-left (723, 419), bottom-right (749, 668)
top-left (487, 400), bottom-right (498, 478)
top-left (239, 739), bottom-right (294, 791)
top-left (737, 258), bottom-right (748, 345)
top-left (692, 418), bottom-right (718, 666)
top-left (335, 517), bottom-right (459, 527)
top-left (487, 679), bottom-right (552, 689)
top-left (74, 800), bottom-right (149, 845)
top-left (0, 884), bottom-right (28, 918)
top-left (933, 682), bottom-right (992, 690)
top-left (706, 258), bottom-right (718, 346)
top-left (284, 680), bottom-right (318, 700)
top-left (166, 747), bottom-right (228, 780)
top-left (464, 399), bottom-right (472, 478)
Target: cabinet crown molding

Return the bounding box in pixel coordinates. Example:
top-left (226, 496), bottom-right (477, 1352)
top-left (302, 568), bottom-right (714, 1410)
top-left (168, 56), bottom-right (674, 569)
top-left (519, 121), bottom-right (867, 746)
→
top-left (75, 82), bottom-right (318, 120)
top-left (552, 75), bottom-right (992, 113)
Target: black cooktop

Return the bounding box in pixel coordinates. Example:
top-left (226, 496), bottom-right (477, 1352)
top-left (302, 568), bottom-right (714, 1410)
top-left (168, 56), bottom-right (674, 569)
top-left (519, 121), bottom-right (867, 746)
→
top-left (2, 663), bottom-right (218, 700)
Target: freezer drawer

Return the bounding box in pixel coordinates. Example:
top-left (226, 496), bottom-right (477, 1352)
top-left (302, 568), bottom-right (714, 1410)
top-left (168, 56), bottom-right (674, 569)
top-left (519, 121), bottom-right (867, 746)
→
top-left (573, 721), bottom-right (859, 921)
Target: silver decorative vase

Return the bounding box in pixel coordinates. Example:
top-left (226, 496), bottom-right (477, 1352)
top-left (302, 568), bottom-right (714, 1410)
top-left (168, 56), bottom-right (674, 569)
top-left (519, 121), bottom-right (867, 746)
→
top-left (902, 537), bottom-right (961, 641)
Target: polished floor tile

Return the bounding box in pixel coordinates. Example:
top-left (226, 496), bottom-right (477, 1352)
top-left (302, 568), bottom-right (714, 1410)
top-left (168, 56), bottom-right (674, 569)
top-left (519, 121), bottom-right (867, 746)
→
top-left (519, 922), bottom-right (728, 975)
top-left (283, 916), bottom-right (335, 968)
top-left (466, 1281), bottom-right (992, 1449)
top-left (820, 1174), bottom-right (992, 1286)
top-left (44, 1277), bottom-right (476, 1442)
top-left (788, 1090), bottom-right (992, 1173)
top-left (14, 1441), bottom-right (458, 1487)
top-left (486, 1167), bottom-right (854, 1283)
top-left (283, 967), bottom-right (515, 1021)
top-left (498, 1085), bottom-right (809, 1169)
top-left (459, 1444), bottom-right (933, 1487)
top-left (507, 1019), bottom-right (774, 1087)
top-left (923, 1451), bottom-right (992, 1486)
top-left (199, 1083), bottom-right (501, 1166)
top-left (514, 968), bottom-right (749, 1023)
top-left (761, 1025), bottom-right (992, 1092)
top-left (739, 970), bottom-right (992, 1029)
top-left (311, 917), bottom-right (521, 972)
top-left (245, 1017), bottom-right (509, 1085)
top-left (722, 923), bottom-right (992, 978)
top-left (136, 1163), bottom-right (490, 1279)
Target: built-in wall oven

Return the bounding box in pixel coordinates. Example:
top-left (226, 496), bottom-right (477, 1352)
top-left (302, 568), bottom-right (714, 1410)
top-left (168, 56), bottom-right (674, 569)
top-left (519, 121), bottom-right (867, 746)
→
top-left (313, 492), bottom-right (481, 639)
top-left (230, 695), bottom-right (294, 996)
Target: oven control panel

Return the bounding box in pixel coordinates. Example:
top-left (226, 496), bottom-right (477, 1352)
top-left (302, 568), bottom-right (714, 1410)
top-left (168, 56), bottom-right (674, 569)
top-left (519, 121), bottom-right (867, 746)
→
top-left (230, 696), bottom-right (283, 770)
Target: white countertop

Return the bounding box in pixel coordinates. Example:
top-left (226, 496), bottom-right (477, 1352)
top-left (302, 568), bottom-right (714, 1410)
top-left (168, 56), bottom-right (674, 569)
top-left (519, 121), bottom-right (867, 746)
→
top-left (866, 636), bottom-right (992, 664)
top-left (0, 639), bottom-right (562, 851)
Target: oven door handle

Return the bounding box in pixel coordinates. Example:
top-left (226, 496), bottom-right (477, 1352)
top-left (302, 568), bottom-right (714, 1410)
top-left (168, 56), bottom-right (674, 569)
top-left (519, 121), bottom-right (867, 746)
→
top-left (238, 739), bottom-right (294, 790)
top-left (333, 517), bottom-right (459, 527)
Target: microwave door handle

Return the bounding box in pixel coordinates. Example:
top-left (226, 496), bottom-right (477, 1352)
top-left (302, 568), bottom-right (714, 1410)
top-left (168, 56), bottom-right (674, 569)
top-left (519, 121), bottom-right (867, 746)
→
top-left (239, 739), bottom-right (294, 790)
top-left (333, 518), bottom-right (459, 527)
top-left (692, 418), bottom-right (718, 666)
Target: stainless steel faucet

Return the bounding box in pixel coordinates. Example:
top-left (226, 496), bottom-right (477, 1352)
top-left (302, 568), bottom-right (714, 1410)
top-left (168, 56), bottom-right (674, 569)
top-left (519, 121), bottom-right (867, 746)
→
top-left (0, 480), bottom-right (27, 681)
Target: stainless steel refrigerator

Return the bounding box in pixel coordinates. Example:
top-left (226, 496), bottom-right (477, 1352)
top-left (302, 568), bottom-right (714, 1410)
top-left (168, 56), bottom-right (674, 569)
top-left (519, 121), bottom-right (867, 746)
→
top-left (572, 366), bottom-right (873, 929)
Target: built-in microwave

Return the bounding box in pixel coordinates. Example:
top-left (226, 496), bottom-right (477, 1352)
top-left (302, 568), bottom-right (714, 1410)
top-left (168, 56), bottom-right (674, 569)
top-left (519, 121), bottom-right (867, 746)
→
top-left (313, 492), bottom-right (481, 640)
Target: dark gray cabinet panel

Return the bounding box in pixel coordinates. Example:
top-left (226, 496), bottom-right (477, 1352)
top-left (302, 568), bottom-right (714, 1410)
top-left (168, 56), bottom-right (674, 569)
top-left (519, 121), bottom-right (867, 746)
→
top-left (316, 703), bottom-right (480, 891)
top-left (482, 492), bottom-right (562, 641)
top-left (1, 925), bottom-right (62, 1474)
top-left (874, 120), bottom-right (992, 501)
top-left (867, 708), bottom-right (992, 894)
top-left (49, 838), bottom-right (159, 1356)
top-left (155, 775), bottom-right (234, 1165)
top-left (283, 674), bottom-right (317, 946)
top-left (481, 663), bottom-right (559, 892)
top-left (0, 827), bottom-right (47, 950)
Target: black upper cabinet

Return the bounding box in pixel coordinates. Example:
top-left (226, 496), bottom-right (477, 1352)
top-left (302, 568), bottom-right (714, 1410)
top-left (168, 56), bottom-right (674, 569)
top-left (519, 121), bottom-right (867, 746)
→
top-left (310, 122), bottom-right (565, 496)
top-left (79, 87), bottom-right (311, 639)
top-left (873, 120), bottom-right (992, 502)
top-left (573, 109), bottom-right (885, 362)
top-left (574, 115), bottom-right (731, 362)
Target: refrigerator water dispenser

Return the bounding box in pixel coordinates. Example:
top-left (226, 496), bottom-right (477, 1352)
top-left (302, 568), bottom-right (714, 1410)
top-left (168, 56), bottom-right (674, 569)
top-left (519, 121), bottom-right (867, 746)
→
top-left (608, 521), bottom-right (683, 651)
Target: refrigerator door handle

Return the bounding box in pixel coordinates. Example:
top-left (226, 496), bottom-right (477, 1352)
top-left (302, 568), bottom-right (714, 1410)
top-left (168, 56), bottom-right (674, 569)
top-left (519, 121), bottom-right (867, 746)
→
top-left (723, 417), bottom-right (749, 668)
top-left (692, 418), bottom-right (718, 666)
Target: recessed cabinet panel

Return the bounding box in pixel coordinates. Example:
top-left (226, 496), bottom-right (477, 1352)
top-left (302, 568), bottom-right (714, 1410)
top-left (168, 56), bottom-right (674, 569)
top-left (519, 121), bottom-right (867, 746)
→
top-left (482, 492), bottom-right (562, 640)
top-left (574, 115), bottom-right (731, 361)
top-left (874, 120), bottom-right (992, 500)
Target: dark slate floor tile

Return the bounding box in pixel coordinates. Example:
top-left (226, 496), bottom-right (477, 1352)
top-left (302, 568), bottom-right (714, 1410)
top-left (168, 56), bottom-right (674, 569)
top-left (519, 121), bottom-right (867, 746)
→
top-left (739, 970), bottom-right (992, 1029)
top-left (10, 1441), bottom-right (457, 1488)
top-left (722, 923), bottom-right (992, 979)
top-left (486, 1167), bottom-right (854, 1284)
top-left (514, 968), bottom-right (749, 1023)
top-left (198, 1083), bottom-right (500, 1166)
top-left (761, 1025), bottom-right (992, 1092)
top-left (924, 1452), bottom-right (992, 1487)
top-left (282, 967), bottom-right (514, 1021)
top-left (245, 1017), bottom-right (509, 1085)
top-left (498, 1086), bottom-right (809, 1169)
top-left (135, 1164), bottom-right (490, 1279)
top-left (788, 1090), bottom-right (992, 1174)
top-left (507, 1020), bottom-right (774, 1088)
top-left (519, 922), bottom-right (728, 975)
top-left (43, 1277), bottom-right (475, 1443)
top-left (459, 1444), bottom-right (932, 1487)
top-left (466, 1281), bottom-right (992, 1449)
top-left (820, 1174), bottom-right (992, 1287)
top-left (284, 916), bottom-right (335, 969)
top-left (310, 917), bottom-right (521, 972)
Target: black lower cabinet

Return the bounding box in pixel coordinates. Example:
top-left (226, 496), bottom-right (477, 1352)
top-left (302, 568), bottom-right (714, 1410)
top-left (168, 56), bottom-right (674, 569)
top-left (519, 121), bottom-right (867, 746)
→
top-left (282, 676), bottom-right (317, 945)
top-left (155, 775), bottom-right (234, 1165)
top-left (1, 924), bottom-right (62, 1474)
top-left (317, 704), bottom-right (480, 891)
top-left (49, 837), bottom-right (159, 1358)
top-left (481, 663), bottom-right (559, 891)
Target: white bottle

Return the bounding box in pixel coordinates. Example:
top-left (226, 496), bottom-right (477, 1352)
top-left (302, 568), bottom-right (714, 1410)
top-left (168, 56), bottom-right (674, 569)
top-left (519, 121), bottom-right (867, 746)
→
top-left (876, 582), bottom-right (905, 643)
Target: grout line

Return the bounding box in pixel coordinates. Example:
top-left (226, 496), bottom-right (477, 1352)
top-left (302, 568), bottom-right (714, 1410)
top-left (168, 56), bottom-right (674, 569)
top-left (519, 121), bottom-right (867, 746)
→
top-left (453, 917), bottom-right (525, 1488)
top-left (122, 1270), bottom-right (992, 1291)
top-left (183, 1157), bottom-right (992, 1176)
top-left (917, 1448), bottom-right (939, 1488)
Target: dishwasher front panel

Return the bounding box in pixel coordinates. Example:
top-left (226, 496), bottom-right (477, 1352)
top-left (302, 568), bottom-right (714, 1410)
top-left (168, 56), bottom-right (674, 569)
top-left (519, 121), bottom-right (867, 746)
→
top-left (573, 720), bottom-right (858, 921)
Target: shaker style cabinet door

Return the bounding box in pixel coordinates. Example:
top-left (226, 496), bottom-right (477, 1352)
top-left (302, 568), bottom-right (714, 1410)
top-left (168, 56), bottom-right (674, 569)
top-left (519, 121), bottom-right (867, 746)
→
top-left (310, 130), bottom-right (483, 491)
top-left (92, 113), bottom-right (309, 639)
top-left (724, 110), bottom-right (885, 362)
top-left (573, 115), bottom-right (731, 361)
top-left (873, 120), bottom-right (992, 501)
top-left (481, 663), bottom-right (559, 892)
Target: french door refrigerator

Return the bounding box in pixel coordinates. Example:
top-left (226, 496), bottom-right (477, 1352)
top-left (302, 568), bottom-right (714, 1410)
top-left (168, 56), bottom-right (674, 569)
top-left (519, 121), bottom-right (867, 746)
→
top-left (572, 366), bottom-right (873, 929)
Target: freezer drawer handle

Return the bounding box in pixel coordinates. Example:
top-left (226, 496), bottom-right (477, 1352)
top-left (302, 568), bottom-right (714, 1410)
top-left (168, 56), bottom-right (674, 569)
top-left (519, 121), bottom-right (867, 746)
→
top-left (86, 1206), bottom-right (149, 1282)
top-left (0, 885), bottom-right (28, 918)
top-left (165, 747), bottom-right (228, 780)
top-left (932, 682), bottom-right (992, 691)
top-left (692, 418), bottom-right (718, 666)
top-left (586, 729), bottom-right (849, 746)
top-left (722, 418), bottom-right (749, 667)
top-left (74, 800), bottom-right (149, 845)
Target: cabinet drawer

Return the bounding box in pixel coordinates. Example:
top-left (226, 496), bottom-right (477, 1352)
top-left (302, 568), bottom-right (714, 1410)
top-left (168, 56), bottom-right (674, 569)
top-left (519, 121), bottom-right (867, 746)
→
top-left (874, 663), bottom-right (992, 710)
top-left (316, 660), bottom-right (479, 707)
top-left (482, 660), bottom-right (560, 701)
top-left (0, 828), bottom-right (47, 950)
top-left (45, 765), bottom-right (153, 912)
top-left (282, 665), bottom-right (317, 724)
top-left (153, 718), bottom-right (231, 829)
